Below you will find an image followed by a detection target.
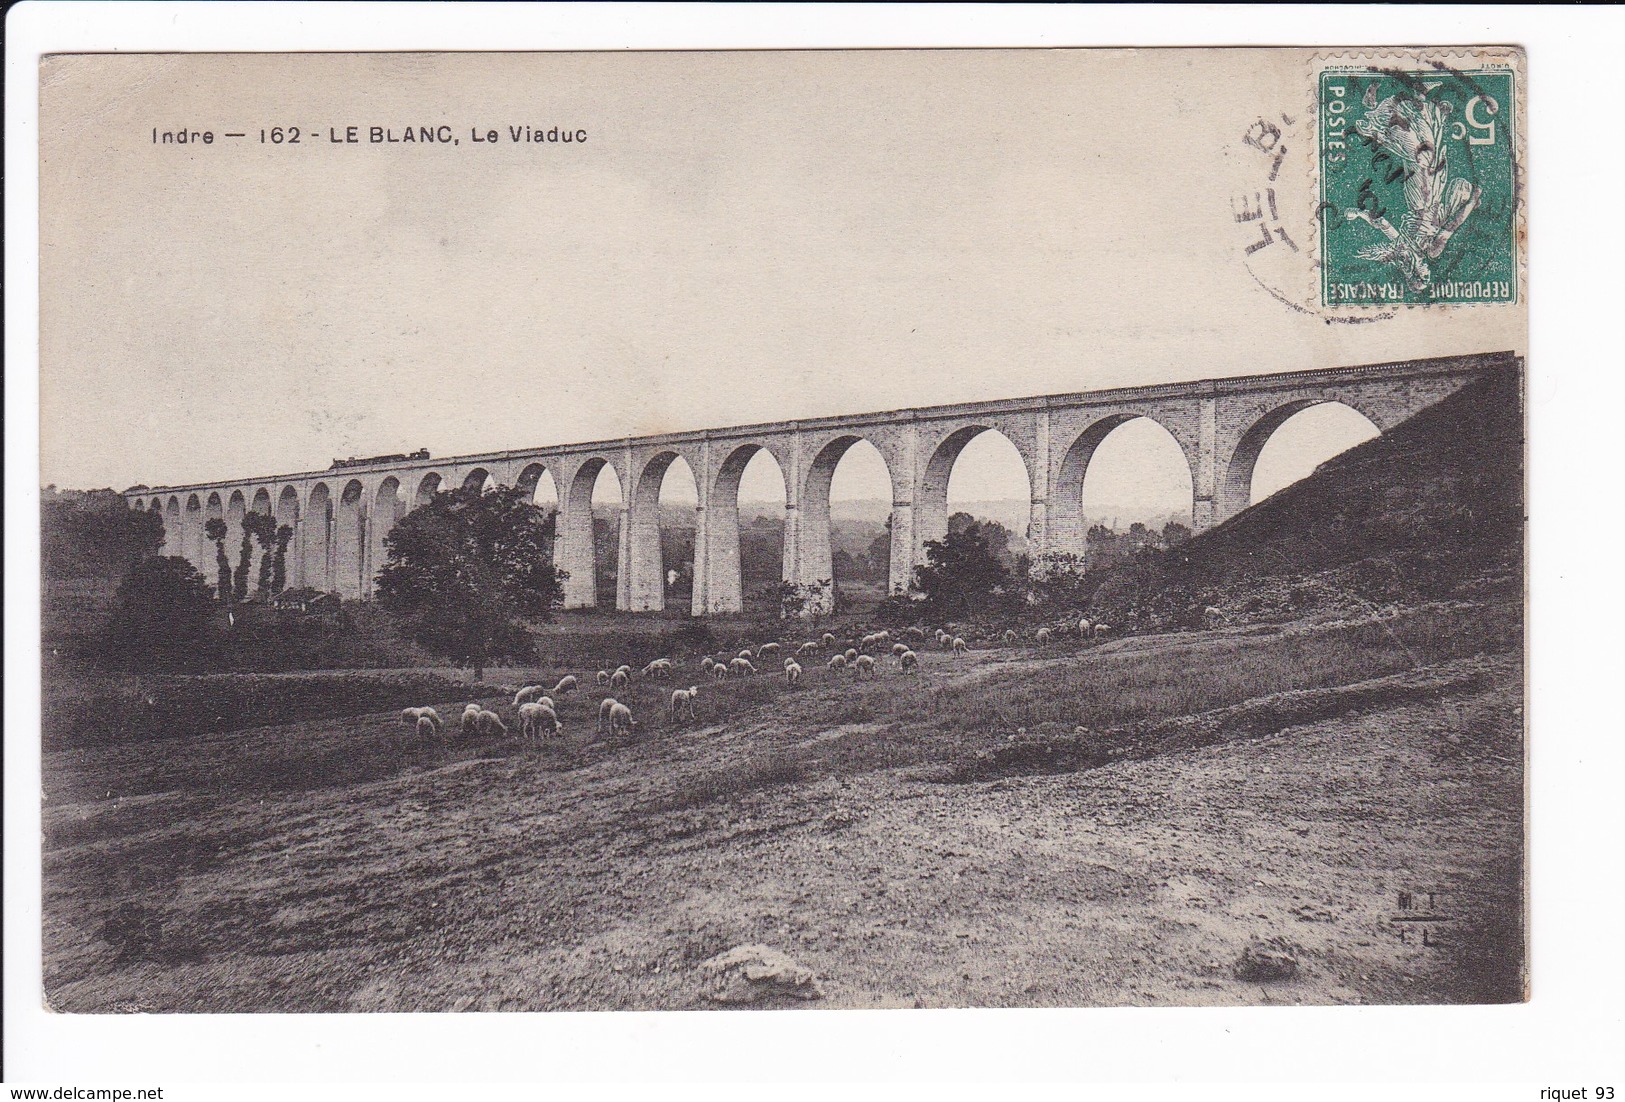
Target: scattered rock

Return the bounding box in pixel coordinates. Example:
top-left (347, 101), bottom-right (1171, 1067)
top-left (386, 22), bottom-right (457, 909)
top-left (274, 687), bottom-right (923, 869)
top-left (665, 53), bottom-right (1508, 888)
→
top-left (1235, 938), bottom-right (1299, 982)
top-left (698, 944), bottom-right (823, 1004)
top-left (1290, 903), bottom-right (1336, 923)
top-left (821, 809), bottom-right (858, 832)
top-left (451, 995), bottom-right (477, 1012)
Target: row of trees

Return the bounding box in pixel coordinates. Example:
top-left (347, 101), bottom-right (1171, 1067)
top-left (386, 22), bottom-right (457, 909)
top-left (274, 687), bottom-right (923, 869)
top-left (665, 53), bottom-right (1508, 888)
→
top-left (52, 478), bottom-right (1186, 676)
top-left (201, 512), bottom-right (295, 612)
top-left (902, 515), bottom-right (1193, 620)
top-left (42, 487), bottom-right (165, 578)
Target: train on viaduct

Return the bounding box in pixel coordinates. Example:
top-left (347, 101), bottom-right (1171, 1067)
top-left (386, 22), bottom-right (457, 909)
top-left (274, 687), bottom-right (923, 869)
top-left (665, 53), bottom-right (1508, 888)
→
top-left (122, 351), bottom-right (1514, 615)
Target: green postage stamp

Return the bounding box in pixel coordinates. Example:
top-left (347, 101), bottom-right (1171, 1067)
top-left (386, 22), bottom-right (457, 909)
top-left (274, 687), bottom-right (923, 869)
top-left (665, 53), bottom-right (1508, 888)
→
top-left (1318, 59), bottom-right (1519, 306)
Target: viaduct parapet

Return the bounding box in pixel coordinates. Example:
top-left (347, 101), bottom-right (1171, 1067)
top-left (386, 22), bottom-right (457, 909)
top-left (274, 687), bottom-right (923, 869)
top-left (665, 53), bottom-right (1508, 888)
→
top-left (123, 351), bottom-right (1516, 615)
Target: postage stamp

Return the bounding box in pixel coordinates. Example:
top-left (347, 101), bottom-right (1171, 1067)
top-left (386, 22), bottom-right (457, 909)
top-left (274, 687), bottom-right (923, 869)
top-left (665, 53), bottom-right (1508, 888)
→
top-left (1318, 59), bottom-right (1519, 307)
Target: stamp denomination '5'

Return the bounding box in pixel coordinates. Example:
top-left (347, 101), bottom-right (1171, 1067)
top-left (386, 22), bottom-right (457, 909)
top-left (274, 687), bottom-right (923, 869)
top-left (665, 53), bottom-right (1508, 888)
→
top-left (1319, 63), bottom-right (1518, 306)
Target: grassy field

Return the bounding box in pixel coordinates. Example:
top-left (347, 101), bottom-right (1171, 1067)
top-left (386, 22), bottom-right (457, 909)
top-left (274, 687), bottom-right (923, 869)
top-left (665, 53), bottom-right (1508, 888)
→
top-left (42, 594), bottom-right (1523, 1011)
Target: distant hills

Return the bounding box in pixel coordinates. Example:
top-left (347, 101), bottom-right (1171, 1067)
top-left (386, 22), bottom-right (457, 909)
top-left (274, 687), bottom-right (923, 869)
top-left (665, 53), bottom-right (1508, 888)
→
top-left (796, 498), bottom-right (1188, 533)
top-left (619, 497), bottom-right (1188, 535)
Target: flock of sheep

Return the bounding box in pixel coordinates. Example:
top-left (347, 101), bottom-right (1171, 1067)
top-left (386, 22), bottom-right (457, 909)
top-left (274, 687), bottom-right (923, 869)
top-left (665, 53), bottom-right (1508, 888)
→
top-left (398, 615), bottom-right (1114, 749)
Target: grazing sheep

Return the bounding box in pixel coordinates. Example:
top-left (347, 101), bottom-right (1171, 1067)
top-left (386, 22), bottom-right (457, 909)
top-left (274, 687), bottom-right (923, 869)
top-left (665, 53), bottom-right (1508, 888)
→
top-left (729, 657), bottom-right (757, 677)
top-left (876, 630), bottom-right (892, 644)
top-left (784, 659), bottom-right (803, 686)
top-left (518, 701), bottom-right (562, 740)
top-left (710, 662), bottom-right (729, 681)
top-left (701, 656), bottom-right (716, 673)
top-left (903, 626), bottom-right (926, 641)
top-left (891, 642), bottom-right (910, 657)
top-left (859, 633), bottom-right (879, 653)
top-left (738, 649), bottom-right (754, 661)
top-left (1035, 627), bottom-right (1054, 644)
top-left (514, 684), bottom-right (547, 707)
top-left (459, 703), bottom-right (483, 735)
top-left (1078, 617), bottom-right (1092, 638)
top-left (951, 636), bottom-right (969, 655)
top-left (414, 715), bottom-right (438, 740)
top-left (642, 658), bottom-right (673, 681)
top-left (401, 707), bottom-right (443, 735)
top-left (797, 641), bottom-right (820, 658)
top-left (608, 700), bottom-right (636, 736)
top-left (474, 708), bottom-right (508, 738)
top-left (610, 669), bottom-right (630, 691)
top-left (899, 649), bottom-right (918, 673)
top-left (596, 670), bottom-right (611, 686)
top-left (828, 654), bottom-right (849, 671)
top-left (551, 675), bottom-right (579, 697)
top-left (757, 642), bottom-right (781, 660)
top-left (854, 654), bottom-right (877, 680)
top-left (1002, 629), bottom-right (1016, 645)
top-left (1093, 622), bottom-right (1110, 639)
top-left (597, 697), bottom-right (618, 737)
top-left (821, 632), bottom-right (837, 647)
top-left (669, 686), bottom-right (700, 721)
top-left (1203, 606), bottom-right (1224, 628)
top-left (843, 648), bottom-right (859, 663)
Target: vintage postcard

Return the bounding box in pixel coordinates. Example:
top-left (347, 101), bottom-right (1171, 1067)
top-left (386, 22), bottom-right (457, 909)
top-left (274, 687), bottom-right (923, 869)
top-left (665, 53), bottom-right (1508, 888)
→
top-left (37, 46), bottom-right (1526, 1016)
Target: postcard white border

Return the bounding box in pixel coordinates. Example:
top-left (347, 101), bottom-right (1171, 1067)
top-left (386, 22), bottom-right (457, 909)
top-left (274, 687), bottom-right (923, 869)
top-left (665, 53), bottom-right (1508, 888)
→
top-left (7, 2), bottom-right (1623, 1091)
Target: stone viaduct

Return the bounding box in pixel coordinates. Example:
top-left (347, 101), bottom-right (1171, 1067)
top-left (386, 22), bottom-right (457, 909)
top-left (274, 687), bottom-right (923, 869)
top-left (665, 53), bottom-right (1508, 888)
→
top-left (123, 351), bottom-right (1514, 616)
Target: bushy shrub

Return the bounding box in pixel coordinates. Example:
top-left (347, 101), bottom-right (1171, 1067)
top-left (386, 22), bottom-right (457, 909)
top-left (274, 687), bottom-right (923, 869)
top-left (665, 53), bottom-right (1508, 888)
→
top-left (97, 557), bottom-right (217, 670)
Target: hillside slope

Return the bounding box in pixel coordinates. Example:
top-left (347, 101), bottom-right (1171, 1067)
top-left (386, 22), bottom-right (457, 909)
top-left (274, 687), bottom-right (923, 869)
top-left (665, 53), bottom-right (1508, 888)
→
top-left (1091, 361), bottom-right (1524, 629)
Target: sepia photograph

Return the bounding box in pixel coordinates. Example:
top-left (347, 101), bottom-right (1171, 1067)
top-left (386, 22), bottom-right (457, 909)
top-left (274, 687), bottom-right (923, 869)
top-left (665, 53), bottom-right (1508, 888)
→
top-left (34, 45), bottom-right (1534, 1020)
top-left (30, 44), bottom-right (1531, 1020)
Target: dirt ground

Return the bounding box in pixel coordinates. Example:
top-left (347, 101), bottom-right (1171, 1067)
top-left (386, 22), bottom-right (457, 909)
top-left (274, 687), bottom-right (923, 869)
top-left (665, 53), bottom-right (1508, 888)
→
top-left (42, 619), bottom-right (1524, 1012)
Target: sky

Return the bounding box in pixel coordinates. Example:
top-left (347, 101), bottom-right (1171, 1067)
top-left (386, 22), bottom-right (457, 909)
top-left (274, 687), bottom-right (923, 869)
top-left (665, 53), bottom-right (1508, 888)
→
top-left (39, 50), bottom-right (1523, 516)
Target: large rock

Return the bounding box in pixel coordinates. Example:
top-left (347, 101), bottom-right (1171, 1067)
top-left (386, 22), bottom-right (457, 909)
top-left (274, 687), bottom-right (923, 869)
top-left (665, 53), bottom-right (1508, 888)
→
top-left (699, 944), bottom-right (823, 1004)
top-left (1234, 938), bottom-right (1299, 982)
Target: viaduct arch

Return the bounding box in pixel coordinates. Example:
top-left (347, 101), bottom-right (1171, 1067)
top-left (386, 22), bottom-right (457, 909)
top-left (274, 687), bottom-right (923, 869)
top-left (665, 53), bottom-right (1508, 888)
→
top-left (124, 351), bottom-right (1515, 614)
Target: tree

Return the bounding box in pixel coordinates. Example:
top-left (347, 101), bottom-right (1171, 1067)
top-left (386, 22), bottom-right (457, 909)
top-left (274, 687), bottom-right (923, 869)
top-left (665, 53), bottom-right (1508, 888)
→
top-left (240, 511), bottom-right (279, 599)
top-left (912, 519), bottom-right (1011, 618)
top-left (270, 524), bottom-right (294, 592)
top-left (204, 518), bottom-right (232, 604)
top-left (374, 485), bottom-right (566, 680)
top-left (1161, 520), bottom-right (1192, 547)
top-left (1025, 550), bottom-right (1092, 610)
top-left (862, 516), bottom-right (893, 580)
top-left (739, 524), bottom-right (785, 588)
top-left (41, 488), bottom-right (163, 579)
top-left (951, 511), bottom-right (1016, 570)
top-left (99, 556), bottom-right (216, 667)
top-left (592, 514), bottom-right (619, 608)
